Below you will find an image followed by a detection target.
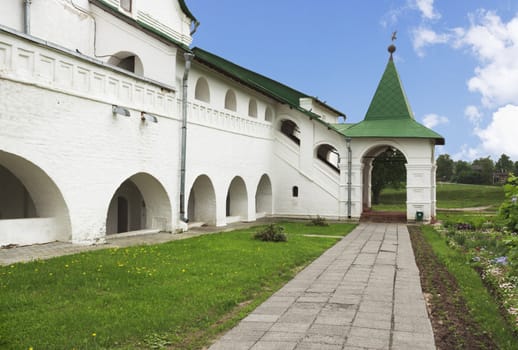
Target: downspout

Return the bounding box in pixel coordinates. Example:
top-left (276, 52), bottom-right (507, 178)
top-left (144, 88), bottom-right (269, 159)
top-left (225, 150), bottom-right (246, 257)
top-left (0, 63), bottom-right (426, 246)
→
top-left (346, 137), bottom-right (352, 219)
top-left (179, 52), bottom-right (194, 223)
top-left (24, 0), bottom-right (32, 35)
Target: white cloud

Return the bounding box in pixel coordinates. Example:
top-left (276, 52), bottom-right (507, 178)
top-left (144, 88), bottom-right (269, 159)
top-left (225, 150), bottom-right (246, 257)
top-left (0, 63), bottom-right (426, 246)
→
top-left (411, 27), bottom-right (450, 57)
top-left (422, 113), bottom-right (449, 128)
top-left (380, 0), bottom-right (439, 28)
top-left (452, 144), bottom-right (480, 161)
top-left (476, 104), bottom-right (518, 159)
top-left (456, 11), bottom-right (518, 107)
top-left (464, 105), bottom-right (483, 125)
top-left (415, 0), bottom-right (440, 20)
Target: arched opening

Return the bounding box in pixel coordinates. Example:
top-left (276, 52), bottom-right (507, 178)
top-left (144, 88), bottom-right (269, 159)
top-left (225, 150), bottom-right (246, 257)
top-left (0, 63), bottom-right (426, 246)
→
top-left (248, 99), bottom-right (258, 118)
top-left (0, 151), bottom-right (71, 246)
top-left (194, 77), bottom-right (210, 103)
top-left (187, 175), bottom-right (216, 225)
top-left (255, 174), bottom-right (272, 217)
top-left (107, 51), bottom-right (144, 75)
top-left (106, 173), bottom-right (172, 235)
top-left (264, 107), bottom-right (273, 122)
top-left (279, 119), bottom-right (300, 145)
top-left (226, 176), bottom-right (248, 223)
top-left (361, 145), bottom-right (407, 221)
top-left (224, 89), bottom-right (237, 111)
top-left (316, 144), bottom-right (340, 173)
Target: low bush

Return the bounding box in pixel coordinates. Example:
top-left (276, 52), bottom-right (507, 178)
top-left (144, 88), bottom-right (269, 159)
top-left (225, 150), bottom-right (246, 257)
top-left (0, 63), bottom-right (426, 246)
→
top-left (253, 224), bottom-right (287, 242)
top-left (307, 215), bottom-right (328, 227)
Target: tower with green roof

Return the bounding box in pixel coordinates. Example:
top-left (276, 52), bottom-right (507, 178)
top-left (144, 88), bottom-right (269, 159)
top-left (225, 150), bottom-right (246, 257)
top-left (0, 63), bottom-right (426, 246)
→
top-left (339, 42), bottom-right (444, 222)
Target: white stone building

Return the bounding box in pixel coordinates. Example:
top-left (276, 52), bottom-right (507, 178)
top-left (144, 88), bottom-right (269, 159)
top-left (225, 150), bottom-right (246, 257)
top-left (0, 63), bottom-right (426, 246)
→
top-left (0, 0), bottom-right (444, 246)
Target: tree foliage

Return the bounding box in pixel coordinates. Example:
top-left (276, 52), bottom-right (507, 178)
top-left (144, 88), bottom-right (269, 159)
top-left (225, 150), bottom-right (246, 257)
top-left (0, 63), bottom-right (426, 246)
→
top-left (371, 148), bottom-right (406, 204)
top-left (436, 154), bottom-right (454, 182)
top-left (499, 174), bottom-right (518, 232)
top-left (495, 154), bottom-right (513, 173)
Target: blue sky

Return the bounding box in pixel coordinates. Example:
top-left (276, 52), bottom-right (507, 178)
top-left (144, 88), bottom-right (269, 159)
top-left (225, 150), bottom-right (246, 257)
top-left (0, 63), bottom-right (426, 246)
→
top-left (186, 0), bottom-right (518, 161)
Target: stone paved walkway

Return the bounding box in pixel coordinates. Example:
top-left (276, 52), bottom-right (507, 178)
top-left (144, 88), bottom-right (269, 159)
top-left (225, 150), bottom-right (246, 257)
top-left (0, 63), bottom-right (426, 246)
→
top-left (208, 223), bottom-right (435, 350)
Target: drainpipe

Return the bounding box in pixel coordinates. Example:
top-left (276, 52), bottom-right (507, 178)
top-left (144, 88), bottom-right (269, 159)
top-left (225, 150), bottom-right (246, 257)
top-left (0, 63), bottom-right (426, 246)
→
top-left (179, 52), bottom-right (194, 223)
top-left (24, 0), bottom-right (32, 34)
top-left (346, 137), bottom-right (352, 219)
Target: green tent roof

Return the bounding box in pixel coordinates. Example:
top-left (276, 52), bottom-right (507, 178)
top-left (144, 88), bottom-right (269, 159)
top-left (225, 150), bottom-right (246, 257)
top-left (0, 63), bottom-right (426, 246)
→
top-left (344, 55), bottom-right (445, 145)
top-left (191, 47), bottom-right (346, 118)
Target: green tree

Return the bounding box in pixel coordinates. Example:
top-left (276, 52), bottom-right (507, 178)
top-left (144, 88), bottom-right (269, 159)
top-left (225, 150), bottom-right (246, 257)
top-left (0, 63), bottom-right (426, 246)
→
top-left (453, 160), bottom-right (473, 183)
top-left (472, 156), bottom-right (494, 185)
top-left (495, 154), bottom-right (513, 172)
top-left (499, 174), bottom-right (518, 232)
top-left (436, 154), bottom-right (454, 182)
top-left (371, 148), bottom-right (406, 204)
top-left (514, 161), bottom-right (518, 176)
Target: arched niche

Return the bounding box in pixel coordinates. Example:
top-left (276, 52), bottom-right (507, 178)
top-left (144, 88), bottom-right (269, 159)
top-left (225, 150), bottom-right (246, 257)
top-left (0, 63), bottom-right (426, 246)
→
top-left (106, 173), bottom-right (172, 235)
top-left (194, 77), bottom-right (210, 103)
top-left (226, 176), bottom-right (248, 221)
top-left (255, 174), bottom-right (272, 216)
top-left (0, 151), bottom-right (71, 245)
top-left (225, 89), bottom-right (237, 111)
top-left (248, 99), bottom-right (258, 118)
top-left (187, 174), bottom-right (217, 225)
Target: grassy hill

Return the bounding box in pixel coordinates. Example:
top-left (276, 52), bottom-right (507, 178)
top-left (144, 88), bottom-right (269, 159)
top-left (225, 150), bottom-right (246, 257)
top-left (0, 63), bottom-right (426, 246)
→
top-left (373, 182), bottom-right (505, 211)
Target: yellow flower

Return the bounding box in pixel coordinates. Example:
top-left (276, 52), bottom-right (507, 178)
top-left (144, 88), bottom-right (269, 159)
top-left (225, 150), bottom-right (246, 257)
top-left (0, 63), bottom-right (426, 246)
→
top-left (92, 332), bottom-right (96, 337)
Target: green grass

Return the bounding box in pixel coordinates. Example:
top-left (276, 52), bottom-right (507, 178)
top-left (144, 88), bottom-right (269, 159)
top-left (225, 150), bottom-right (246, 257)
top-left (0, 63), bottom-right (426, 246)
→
top-left (436, 183), bottom-right (504, 209)
top-left (0, 222), bottom-right (356, 350)
top-left (372, 183), bottom-right (505, 212)
top-left (421, 226), bottom-right (517, 349)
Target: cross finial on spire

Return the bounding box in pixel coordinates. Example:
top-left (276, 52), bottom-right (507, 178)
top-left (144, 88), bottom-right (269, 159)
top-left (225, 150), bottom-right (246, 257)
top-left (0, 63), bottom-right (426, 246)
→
top-left (388, 31), bottom-right (397, 59)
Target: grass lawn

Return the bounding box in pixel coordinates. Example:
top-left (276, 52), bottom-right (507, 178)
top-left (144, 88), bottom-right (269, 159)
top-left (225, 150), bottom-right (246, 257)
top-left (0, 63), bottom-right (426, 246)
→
top-left (0, 222), bottom-right (355, 350)
top-left (436, 183), bottom-right (505, 209)
top-left (372, 182), bottom-right (505, 212)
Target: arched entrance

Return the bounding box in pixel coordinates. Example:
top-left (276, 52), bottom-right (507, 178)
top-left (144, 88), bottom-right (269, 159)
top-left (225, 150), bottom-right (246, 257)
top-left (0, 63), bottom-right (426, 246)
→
top-left (361, 145), bottom-right (407, 221)
top-left (255, 174), bottom-right (272, 217)
top-left (0, 151), bottom-right (71, 245)
top-left (106, 173), bottom-right (171, 235)
top-left (225, 176), bottom-right (248, 223)
top-left (187, 175), bottom-right (216, 225)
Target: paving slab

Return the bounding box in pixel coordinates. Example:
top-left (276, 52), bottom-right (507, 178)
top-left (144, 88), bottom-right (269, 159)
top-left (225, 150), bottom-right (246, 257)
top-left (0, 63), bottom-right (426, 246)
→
top-left (208, 223), bottom-right (436, 350)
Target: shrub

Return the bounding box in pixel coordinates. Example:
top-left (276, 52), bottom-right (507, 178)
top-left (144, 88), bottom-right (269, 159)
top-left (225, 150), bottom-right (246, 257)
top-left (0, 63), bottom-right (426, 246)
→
top-left (308, 215), bottom-right (329, 227)
top-left (253, 224), bottom-right (287, 242)
top-left (499, 174), bottom-right (518, 233)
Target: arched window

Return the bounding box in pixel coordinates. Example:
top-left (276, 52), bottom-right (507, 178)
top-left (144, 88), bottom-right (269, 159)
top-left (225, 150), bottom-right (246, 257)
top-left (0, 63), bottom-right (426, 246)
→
top-left (280, 119), bottom-right (300, 145)
top-left (248, 99), bottom-right (258, 118)
top-left (108, 51), bottom-right (144, 75)
top-left (194, 77), bottom-right (210, 103)
top-left (225, 89), bottom-right (237, 111)
top-left (316, 144), bottom-right (340, 173)
top-left (265, 107), bottom-right (273, 122)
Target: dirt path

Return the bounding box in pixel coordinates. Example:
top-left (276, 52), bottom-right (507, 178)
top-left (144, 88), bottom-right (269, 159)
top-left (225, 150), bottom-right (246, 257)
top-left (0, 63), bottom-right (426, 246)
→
top-left (408, 225), bottom-right (497, 349)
